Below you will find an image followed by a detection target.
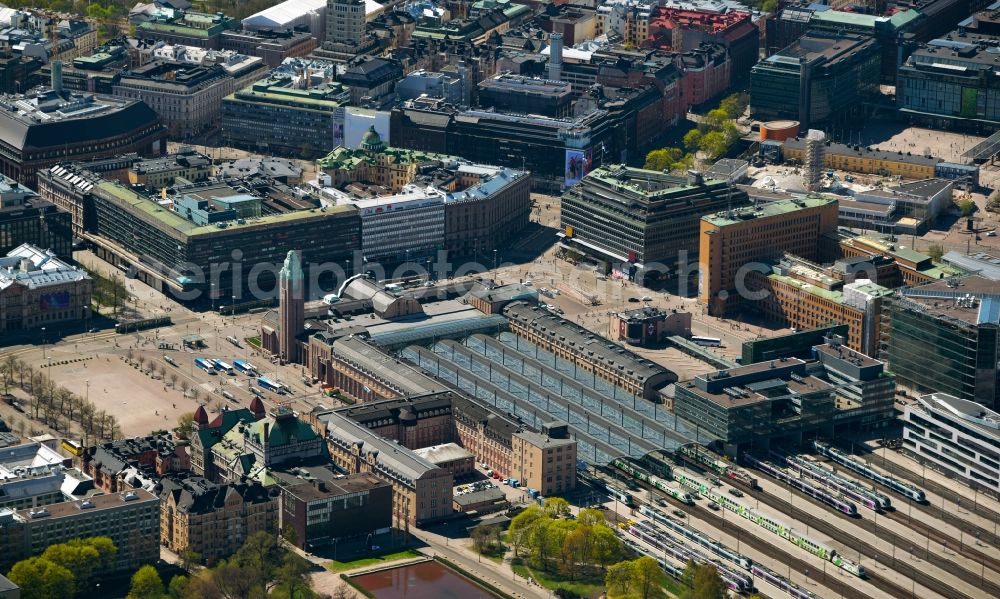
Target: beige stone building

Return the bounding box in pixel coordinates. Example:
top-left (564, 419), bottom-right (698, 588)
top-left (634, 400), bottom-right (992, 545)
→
top-left (511, 423), bottom-right (577, 497)
top-left (159, 475), bottom-right (279, 564)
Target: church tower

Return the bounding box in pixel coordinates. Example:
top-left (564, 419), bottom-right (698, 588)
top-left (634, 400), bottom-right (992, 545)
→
top-left (278, 250), bottom-right (305, 363)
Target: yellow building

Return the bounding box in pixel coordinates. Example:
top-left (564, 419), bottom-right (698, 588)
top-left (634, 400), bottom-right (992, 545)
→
top-left (699, 197), bottom-right (839, 315)
top-left (511, 424), bottom-right (577, 497)
top-left (316, 127), bottom-right (457, 193)
top-left (782, 138), bottom-right (941, 179)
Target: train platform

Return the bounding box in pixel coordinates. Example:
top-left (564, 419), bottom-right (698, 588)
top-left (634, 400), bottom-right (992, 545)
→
top-left (861, 440), bottom-right (1000, 533)
top-left (751, 466), bottom-right (984, 599)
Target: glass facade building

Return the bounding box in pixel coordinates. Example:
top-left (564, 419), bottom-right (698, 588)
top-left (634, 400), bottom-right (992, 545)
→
top-left (884, 284), bottom-right (1000, 410)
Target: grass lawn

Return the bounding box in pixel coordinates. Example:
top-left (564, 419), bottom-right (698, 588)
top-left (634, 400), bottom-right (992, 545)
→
top-left (245, 336), bottom-right (261, 348)
top-left (325, 549), bottom-right (423, 573)
top-left (467, 543), bottom-right (507, 564)
top-left (510, 562), bottom-right (605, 599)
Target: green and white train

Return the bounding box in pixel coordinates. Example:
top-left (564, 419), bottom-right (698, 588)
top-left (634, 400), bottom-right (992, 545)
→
top-left (674, 471), bottom-right (865, 578)
top-left (612, 458), bottom-right (694, 505)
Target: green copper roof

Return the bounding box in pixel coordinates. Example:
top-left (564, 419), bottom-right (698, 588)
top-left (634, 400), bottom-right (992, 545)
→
top-left (248, 414), bottom-right (318, 448)
top-left (702, 197), bottom-right (836, 227)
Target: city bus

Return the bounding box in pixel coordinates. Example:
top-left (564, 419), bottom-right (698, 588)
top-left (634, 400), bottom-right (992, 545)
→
top-left (691, 336), bottom-right (723, 347)
top-left (194, 358), bottom-right (217, 374)
top-left (213, 360), bottom-right (235, 375)
top-left (257, 376), bottom-right (285, 394)
top-left (233, 360), bottom-right (257, 375)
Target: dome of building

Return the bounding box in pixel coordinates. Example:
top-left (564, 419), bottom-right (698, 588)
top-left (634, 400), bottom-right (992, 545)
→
top-left (360, 125), bottom-right (385, 153)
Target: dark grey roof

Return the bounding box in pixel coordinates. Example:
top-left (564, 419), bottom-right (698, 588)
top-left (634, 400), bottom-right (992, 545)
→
top-left (0, 94), bottom-right (161, 152)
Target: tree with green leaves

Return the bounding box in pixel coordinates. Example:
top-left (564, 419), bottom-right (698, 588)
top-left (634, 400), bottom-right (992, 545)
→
top-left (175, 413), bottom-right (196, 441)
top-left (927, 244), bottom-right (945, 262)
top-left (605, 560), bottom-right (634, 597)
top-left (644, 147), bottom-right (684, 172)
top-left (960, 199), bottom-right (976, 217)
top-left (127, 565), bottom-right (166, 599)
top-left (543, 496), bottom-right (570, 517)
top-left (167, 575), bottom-right (189, 599)
top-left (679, 561), bottom-right (727, 599)
top-left (683, 129), bottom-right (702, 152)
top-left (7, 556), bottom-right (76, 599)
top-left (699, 131), bottom-right (729, 160)
top-left (589, 523), bottom-right (621, 568)
top-left (632, 556), bottom-right (662, 599)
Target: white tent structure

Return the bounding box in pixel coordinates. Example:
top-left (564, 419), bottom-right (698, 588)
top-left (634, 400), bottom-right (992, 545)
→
top-left (242, 0), bottom-right (384, 33)
top-left (242, 0), bottom-right (325, 32)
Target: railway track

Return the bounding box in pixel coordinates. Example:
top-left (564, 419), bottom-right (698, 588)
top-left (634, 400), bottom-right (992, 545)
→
top-left (746, 478), bottom-right (992, 599)
top-left (615, 470), bottom-right (871, 599)
top-left (865, 449), bottom-right (1000, 545)
top-left (882, 506), bottom-right (1000, 576)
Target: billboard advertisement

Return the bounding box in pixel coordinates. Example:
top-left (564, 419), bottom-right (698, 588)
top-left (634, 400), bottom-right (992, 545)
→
top-left (564, 148), bottom-right (592, 187)
top-left (39, 291), bottom-right (71, 311)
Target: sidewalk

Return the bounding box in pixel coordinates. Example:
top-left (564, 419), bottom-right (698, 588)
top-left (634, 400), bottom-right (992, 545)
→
top-left (409, 528), bottom-right (549, 599)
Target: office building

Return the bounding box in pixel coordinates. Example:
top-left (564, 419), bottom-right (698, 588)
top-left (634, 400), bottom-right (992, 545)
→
top-left (478, 75), bottom-right (575, 118)
top-left (0, 442), bottom-right (71, 511)
top-left (750, 32), bottom-right (881, 128)
top-left (836, 230), bottom-right (967, 286)
top-left (884, 276), bottom-right (1000, 409)
top-left (699, 197), bottom-right (839, 315)
top-left (127, 148), bottom-right (213, 190)
top-left (326, 0), bottom-right (366, 46)
top-left (221, 58), bottom-right (350, 156)
top-left (114, 62), bottom-right (243, 138)
top-left (0, 179), bottom-right (72, 258)
top-left (0, 83), bottom-right (165, 188)
top-left (320, 410), bottom-right (454, 527)
top-left (0, 489), bottom-right (159, 573)
top-left (135, 9), bottom-right (240, 49)
top-left (903, 392), bottom-right (1000, 495)
top-left (511, 422), bottom-right (577, 496)
top-left (503, 301), bottom-right (676, 399)
top-left (339, 57), bottom-right (403, 108)
top-left (743, 255), bottom-right (892, 355)
top-left (808, 337), bottom-right (896, 430)
top-left (277, 471), bottom-right (392, 550)
top-left (314, 130), bottom-right (531, 261)
top-left (674, 359), bottom-right (838, 456)
top-left (561, 167), bottom-right (749, 284)
top-left (803, 8), bottom-right (926, 81)
top-left (85, 176), bottom-right (360, 301)
top-left (899, 31), bottom-right (1000, 131)
top-left (159, 474), bottom-right (278, 564)
top-left (219, 29), bottom-right (317, 67)
top-left (395, 69), bottom-right (465, 104)
top-left (0, 244), bottom-right (90, 334)
top-left (741, 324), bottom-right (850, 365)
